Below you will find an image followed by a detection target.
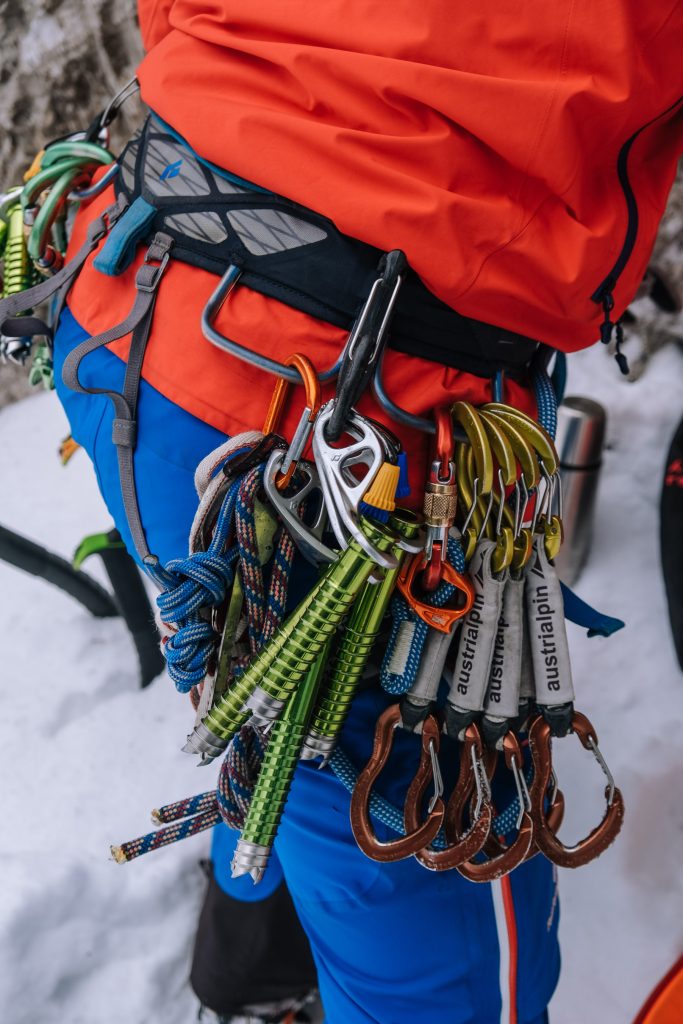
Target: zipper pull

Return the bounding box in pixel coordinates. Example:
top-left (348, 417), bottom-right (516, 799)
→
top-left (600, 292), bottom-right (630, 376)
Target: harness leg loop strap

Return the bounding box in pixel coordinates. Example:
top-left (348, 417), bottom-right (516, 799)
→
top-left (61, 231), bottom-right (174, 568)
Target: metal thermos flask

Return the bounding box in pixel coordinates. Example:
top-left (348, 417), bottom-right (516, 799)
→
top-left (553, 396), bottom-right (607, 586)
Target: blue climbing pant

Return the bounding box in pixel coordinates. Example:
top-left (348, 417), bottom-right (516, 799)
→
top-left (54, 305), bottom-right (561, 1023)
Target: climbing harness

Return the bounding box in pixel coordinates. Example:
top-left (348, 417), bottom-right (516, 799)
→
top-left (0, 83), bottom-right (626, 885)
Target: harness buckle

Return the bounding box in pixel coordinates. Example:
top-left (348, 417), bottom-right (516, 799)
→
top-left (136, 235), bottom-right (172, 293)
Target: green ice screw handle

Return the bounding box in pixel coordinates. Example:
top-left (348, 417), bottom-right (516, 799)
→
top-left (2, 204), bottom-right (32, 299)
top-left (200, 518), bottom-right (397, 743)
top-left (305, 512), bottom-right (421, 754)
top-left (232, 652), bottom-right (329, 880)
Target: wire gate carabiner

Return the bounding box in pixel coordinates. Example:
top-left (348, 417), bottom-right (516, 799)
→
top-left (528, 711), bottom-right (624, 868)
top-left (350, 703), bottom-right (445, 862)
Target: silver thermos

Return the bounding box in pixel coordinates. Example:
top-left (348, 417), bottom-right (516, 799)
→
top-left (553, 396), bottom-right (607, 586)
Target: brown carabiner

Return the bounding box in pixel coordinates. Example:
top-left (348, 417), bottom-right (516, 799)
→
top-left (350, 704), bottom-right (445, 862)
top-left (478, 741), bottom-right (564, 861)
top-left (406, 723), bottom-right (491, 871)
top-left (262, 354), bottom-right (321, 489)
top-left (528, 711), bottom-right (625, 868)
top-left (397, 551), bottom-right (474, 633)
top-left (452, 731), bottom-right (534, 881)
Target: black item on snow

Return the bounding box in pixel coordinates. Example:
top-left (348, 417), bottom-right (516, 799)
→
top-left (79, 529), bottom-right (165, 688)
top-left (191, 869), bottom-right (318, 1019)
top-left (0, 523), bottom-right (118, 618)
top-left (661, 413), bottom-right (683, 671)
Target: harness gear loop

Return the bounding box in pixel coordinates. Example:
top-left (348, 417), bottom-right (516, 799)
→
top-left (262, 353), bottom-right (322, 490)
top-left (203, 264), bottom-right (342, 384)
top-left (349, 703), bottom-right (445, 862)
top-left (528, 710), bottom-right (625, 867)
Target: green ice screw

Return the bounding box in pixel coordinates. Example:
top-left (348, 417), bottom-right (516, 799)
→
top-left (188, 518), bottom-right (397, 754)
top-left (302, 510), bottom-right (422, 761)
top-left (231, 649), bottom-right (330, 881)
top-left (2, 204), bottom-right (32, 299)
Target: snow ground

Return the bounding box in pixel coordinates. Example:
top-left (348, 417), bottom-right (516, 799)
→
top-left (0, 342), bottom-right (682, 1024)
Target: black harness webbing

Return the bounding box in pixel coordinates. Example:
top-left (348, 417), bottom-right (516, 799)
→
top-left (107, 117), bottom-right (538, 379)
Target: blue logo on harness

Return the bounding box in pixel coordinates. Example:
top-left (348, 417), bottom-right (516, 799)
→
top-left (160, 160), bottom-right (182, 181)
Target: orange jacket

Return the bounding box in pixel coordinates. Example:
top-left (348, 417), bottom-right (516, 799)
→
top-left (136, 1), bottom-right (683, 351)
top-left (67, 3), bottom-right (682, 496)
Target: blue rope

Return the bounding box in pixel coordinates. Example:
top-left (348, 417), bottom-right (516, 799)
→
top-left (532, 361), bottom-right (558, 440)
top-left (155, 476), bottom-right (242, 692)
top-left (551, 351), bottom-right (567, 406)
top-left (328, 747), bottom-right (528, 846)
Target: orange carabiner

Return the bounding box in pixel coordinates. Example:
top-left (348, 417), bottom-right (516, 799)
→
top-left (350, 704), bottom-right (445, 862)
top-left (528, 710), bottom-right (624, 868)
top-left (397, 551), bottom-right (474, 633)
top-left (262, 354), bottom-right (321, 489)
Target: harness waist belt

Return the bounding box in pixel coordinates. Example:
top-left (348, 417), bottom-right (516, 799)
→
top-left (106, 115), bottom-right (538, 378)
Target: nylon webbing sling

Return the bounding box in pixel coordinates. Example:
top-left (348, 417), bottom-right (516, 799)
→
top-left (61, 231), bottom-right (174, 567)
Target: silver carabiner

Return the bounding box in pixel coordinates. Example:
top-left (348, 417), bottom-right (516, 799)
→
top-left (263, 450), bottom-right (336, 565)
top-left (312, 403), bottom-right (398, 569)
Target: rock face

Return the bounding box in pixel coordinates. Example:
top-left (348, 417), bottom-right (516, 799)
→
top-left (0, 0), bottom-right (143, 185)
top-left (0, 0), bottom-right (143, 406)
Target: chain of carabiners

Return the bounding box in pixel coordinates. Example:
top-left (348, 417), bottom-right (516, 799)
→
top-left (0, 79), bottom-right (138, 381)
